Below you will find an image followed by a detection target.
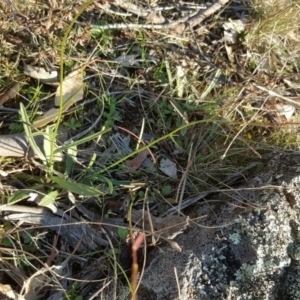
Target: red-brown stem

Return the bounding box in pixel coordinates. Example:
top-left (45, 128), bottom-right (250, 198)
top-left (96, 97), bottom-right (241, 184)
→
top-left (131, 233), bottom-right (145, 300)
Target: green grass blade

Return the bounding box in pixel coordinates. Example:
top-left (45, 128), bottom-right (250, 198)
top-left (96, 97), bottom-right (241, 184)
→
top-left (50, 176), bottom-right (104, 196)
top-left (200, 68), bottom-right (222, 99)
top-left (8, 190), bottom-right (31, 204)
top-left (43, 126), bottom-right (52, 161)
top-left (65, 144), bottom-right (77, 177)
top-left (54, 127), bottom-right (111, 154)
top-left (20, 103), bottom-right (46, 163)
top-left (49, 0), bottom-right (95, 172)
top-left (99, 119), bottom-right (213, 174)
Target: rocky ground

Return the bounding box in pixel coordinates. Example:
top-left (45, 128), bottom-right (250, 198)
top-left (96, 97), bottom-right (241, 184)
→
top-left (134, 150), bottom-right (300, 299)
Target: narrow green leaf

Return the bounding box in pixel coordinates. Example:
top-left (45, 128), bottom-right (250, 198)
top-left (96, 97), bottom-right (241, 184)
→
top-left (43, 126), bottom-right (52, 160)
top-left (54, 127), bottom-right (111, 154)
top-left (200, 68), bottom-right (222, 99)
top-left (165, 60), bottom-right (173, 87)
top-left (100, 176), bottom-right (114, 194)
top-left (88, 152), bottom-right (97, 169)
top-left (65, 144), bottom-right (77, 176)
top-left (39, 190), bottom-right (59, 207)
top-left (20, 103), bottom-right (46, 162)
top-left (8, 190), bottom-right (30, 204)
top-left (50, 176), bottom-right (104, 196)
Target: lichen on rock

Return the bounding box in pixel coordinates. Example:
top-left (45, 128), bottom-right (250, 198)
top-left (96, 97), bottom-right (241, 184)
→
top-left (138, 151), bottom-right (300, 299)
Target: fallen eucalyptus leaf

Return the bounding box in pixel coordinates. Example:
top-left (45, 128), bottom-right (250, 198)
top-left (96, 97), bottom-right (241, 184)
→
top-left (24, 64), bottom-right (58, 86)
top-left (274, 103), bottom-right (295, 120)
top-left (125, 149), bottom-right (149, 171)
top-left (0, 283), bottom-right (21, 300)
top-left (54, 69), bottom-right (84, 110)
top-left (33, 108), bottom-right (59, 128)
top-left (0, 82), bottom-right (21, 105)
top-left (283, 78), bottom-right (300, 91)
top-left (159, 158), bottom-right (178, 179)
top-left (22, 269), bottom-right (50, 300)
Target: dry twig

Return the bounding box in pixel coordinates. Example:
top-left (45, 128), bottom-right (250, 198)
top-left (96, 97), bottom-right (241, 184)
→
top-left (76, 0), bottom-right (230, 32)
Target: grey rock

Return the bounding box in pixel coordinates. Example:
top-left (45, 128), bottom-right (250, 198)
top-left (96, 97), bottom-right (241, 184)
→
top-left (138, 151), bottom-right (300, 299)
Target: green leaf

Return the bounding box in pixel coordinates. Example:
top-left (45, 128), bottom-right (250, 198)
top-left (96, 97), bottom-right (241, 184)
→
top-left (117, 227), bottom-right (129, 241)
top-left (43, 126), bottom-right (52, 160)
top-left (65, 144), bottom-right (77, 176)
top-left (200, 68), bottom-right (222, 99)
top-left (180, 125), bottom-right (187, 136)
top-left (165, 60), bottom-right (173, 87)
top-left (9, 122), bottom-right (23, 133)
top-left (162, 185), bottom-right (172, 195)
top-left (99, 176), bottom-right (114, 194)
top-left (39, 190), bottom-right (59, 207)
top-left (19, 103), bottom-right (46, 162)
top-left (23, 234), bottom-right (32, 245)
top-left (2, 238), bottom-right (12, 246)
top-left (54, 127), bottom-right (111, 154)
top-left (8, 190), bottom-right (30, 204)
top-left (50, 176), bottom-right (104, 196)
